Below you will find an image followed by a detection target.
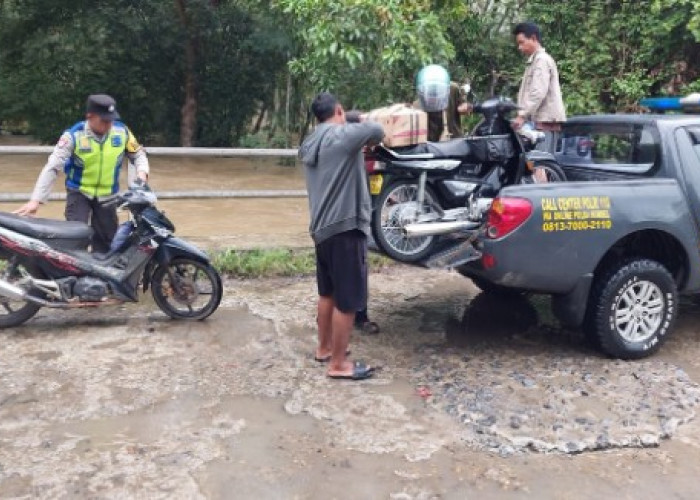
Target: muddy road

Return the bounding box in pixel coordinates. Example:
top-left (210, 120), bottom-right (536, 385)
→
top-left (1, 150), bottom-right (700, 498)
top-left (1, 266), bottom-right (700, 499)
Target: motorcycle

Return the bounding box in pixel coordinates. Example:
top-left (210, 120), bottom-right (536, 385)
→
top-left (364, 95), bottom-right (566, 263)
top-left (0, 184), bottom-right (223, 327)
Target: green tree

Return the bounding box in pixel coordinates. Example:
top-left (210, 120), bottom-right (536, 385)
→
top-left (273, 0), bottom-right (455, 110)
top-left (522, 0), bottom-right (700, 113)
top-left (444, 0), bottom-right (523, 98)
top-left (0, 0), bottom-right (287, 146)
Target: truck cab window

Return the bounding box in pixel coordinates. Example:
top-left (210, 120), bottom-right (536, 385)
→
top-left (556, 123), bottom-right (658, 173)
top-left (687, 127), bottom-right (700, 162)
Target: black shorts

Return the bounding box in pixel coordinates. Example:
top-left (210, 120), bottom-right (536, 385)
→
top-left (315, 229), bottom-right (368, 313)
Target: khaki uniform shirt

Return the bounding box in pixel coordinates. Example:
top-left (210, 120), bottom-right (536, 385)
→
top-left (517, 48), bottom-right (566, 124)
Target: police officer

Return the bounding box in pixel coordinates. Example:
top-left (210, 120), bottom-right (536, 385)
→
top-left (15, 94), bottom-right (150, 253)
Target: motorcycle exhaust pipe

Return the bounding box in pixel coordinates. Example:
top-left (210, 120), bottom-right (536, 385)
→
top-left (0, 279), bottom-right (123, 309)
top-left (0, 279), bottom-right (57, 308)
top-left (0, 279), bottom-right (28, 302)
top-left (403, 220), bottom-right (480, 237)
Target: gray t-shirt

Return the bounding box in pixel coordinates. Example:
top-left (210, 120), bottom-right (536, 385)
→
top-left (299, 121), bottom-right (384, 245)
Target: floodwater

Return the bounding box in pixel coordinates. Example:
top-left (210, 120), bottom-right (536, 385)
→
top-left (0, 151), bottom-right (312, 249)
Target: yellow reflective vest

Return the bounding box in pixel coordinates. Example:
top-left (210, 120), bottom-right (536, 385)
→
top-left (64, 121), bottom-right (133, 197)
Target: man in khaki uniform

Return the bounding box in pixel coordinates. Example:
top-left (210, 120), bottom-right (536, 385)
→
top-left (511, 22), bottom-right (566, 152)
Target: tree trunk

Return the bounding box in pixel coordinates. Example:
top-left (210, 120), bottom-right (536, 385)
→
top-left (174, 0), bottom-right (199, 147)
top-left (253, 102), bottom-right (267, 134)
top-left (285, 65), bottom-right (291, 146)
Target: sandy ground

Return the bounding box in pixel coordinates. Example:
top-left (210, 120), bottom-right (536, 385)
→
top-left (1, 150), bottom-right (700, 498)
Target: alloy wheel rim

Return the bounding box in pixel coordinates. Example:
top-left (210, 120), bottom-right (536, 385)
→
top-left (613, 280), bottom-right (664, 343)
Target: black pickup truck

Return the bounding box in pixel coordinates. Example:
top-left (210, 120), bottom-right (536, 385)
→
top-left (458, 113), bottom-right (700, 359)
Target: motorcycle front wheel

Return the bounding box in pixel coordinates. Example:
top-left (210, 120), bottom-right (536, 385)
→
top-left (372, 180), bottom-right (441, 263)
top-left (521, 160), bottom-right (567, 183)
top-left (151, 258), bottom-right (223, 320)
top-left (0, 254), bottom-right (42, 328)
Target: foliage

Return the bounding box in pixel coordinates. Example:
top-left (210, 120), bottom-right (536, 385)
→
top-left (1, 0), bottom-right (699, 147)
top-left (0, 0), bottom-right (289, 146)
top-left (273, 0), bottom-right (456, 110)
top-left (445, 0), bottom-right (523, 98)
top-left (522, 0), bottom-right (700, 114)
top-left (237, 131), bottom-right (289, 149)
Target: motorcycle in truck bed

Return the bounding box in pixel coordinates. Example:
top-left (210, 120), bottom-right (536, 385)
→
top-left (364, 95), bottom-right (566, 269)
top-left (373, 111), bottom-right (700, 360)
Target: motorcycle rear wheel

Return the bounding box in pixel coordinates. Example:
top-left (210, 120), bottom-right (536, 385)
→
top-left (0, 254), bottom-right (42, 328)
top-left (151, 258), bottom-right (223, 320)
top-left (372, 180), bottom-right (441, 263)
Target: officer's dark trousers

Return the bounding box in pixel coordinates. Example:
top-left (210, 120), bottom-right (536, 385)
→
top-left (65, 190), bottom-right (119, 254)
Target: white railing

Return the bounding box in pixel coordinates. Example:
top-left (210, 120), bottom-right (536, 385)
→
top-left (0, 146), bottom-right (299, 157)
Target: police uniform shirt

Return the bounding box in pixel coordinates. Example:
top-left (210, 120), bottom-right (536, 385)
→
top-left (30, 121), bottom-right (149, 203)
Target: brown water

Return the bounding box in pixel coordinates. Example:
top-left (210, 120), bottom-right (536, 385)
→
top-left (0, 152), bottom-right (312, 249)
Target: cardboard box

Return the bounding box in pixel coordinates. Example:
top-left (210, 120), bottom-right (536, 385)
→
top-left (361, 104), bottom-right (428, 147)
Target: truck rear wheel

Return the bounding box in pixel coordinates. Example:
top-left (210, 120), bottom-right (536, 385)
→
top-left (586, 259), bottom-right (677, 359)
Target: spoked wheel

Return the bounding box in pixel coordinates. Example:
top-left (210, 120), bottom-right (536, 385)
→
top-left (151, 258), bottom-right (222, 320)
top-left (521, 160), bottom-right (567, 183)
top-left (0, 254), bottom-right (42, 328)
top-left (372, 180), bottom-right (441, 262)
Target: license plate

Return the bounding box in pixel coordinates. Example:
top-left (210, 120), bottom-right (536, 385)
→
top-left (369, 174), bottom-right (383, 195)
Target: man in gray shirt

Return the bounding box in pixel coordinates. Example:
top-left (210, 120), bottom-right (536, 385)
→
top-left (299, 92), bottom-right (384, 380)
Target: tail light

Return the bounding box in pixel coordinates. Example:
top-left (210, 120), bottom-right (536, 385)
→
top-left (485, 197), bottom-right (532, 239)
top-left (364, 156), bottom-right (385, 173)
top-left (364, 157), bottom-right (377, 173)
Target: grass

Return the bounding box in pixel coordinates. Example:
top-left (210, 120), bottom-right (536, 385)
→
top-left (1, 248), bottom-right (395, 280)
top-left (210, 247), bottom-right (396, 279)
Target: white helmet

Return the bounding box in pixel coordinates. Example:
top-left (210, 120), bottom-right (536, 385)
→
top-left (416, 64), bottom-right (450, 112)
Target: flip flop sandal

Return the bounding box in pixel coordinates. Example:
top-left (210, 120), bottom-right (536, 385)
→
top-left (328, 361), bottom-right (375, 380)
top-left (358, 320), bottom-right (380, 335)
top-left (314, 350), bottom-right (351, 363)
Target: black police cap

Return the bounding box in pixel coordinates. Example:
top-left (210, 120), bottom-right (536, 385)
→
top-left (86, 94), bottom-right (120, 121)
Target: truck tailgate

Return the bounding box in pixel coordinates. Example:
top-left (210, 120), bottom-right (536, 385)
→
top-left (467, 179), bottom-right (700, 293)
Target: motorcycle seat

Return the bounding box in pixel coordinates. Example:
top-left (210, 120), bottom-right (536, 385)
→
top-left (396, 138), bottom-right (472, 159)
top-left (0, 211), bottom-right (93, 241)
